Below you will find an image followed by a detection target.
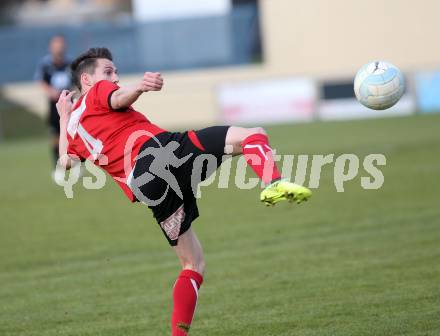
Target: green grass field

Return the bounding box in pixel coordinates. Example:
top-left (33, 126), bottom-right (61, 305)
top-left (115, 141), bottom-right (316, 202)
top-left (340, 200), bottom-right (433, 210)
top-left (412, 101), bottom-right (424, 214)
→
top-left (1, 114), bottom-right (439, 336)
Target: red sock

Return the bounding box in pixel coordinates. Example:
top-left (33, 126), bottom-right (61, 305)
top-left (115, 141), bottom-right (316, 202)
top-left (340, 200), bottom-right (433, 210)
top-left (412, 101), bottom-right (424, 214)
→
top-left (241, 133), bottom-right (281, 184)
top-left (171, 270), bottom-right (203, 336)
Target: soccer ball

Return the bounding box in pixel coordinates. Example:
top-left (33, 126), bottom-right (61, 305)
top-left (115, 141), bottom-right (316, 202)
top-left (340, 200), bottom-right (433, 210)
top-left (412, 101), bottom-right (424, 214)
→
top-left (354, 61), bottom-right (405, 110)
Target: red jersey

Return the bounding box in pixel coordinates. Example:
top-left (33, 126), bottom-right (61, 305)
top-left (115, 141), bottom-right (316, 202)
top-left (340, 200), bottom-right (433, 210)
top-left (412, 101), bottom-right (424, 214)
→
top-left (66, 80), bottom-right (166, 201)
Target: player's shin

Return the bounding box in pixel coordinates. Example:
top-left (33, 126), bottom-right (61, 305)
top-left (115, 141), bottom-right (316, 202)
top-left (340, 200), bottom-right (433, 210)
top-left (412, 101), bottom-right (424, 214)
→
top-left (171, 270), bottom-right (203, 335)
top-left (241, 133), bottom-right (281, 184)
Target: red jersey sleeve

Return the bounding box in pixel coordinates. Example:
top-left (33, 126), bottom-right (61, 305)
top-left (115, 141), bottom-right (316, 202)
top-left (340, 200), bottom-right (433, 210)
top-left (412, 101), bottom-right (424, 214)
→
top-left (91, 80), bottom-right (120, 110)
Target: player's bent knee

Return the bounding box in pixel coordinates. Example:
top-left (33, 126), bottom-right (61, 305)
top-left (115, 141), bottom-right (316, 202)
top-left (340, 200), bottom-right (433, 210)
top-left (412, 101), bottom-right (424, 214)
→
top-left (225, 126), bottom-right (268, 155)
top-left (241, 127), bottom-right (267, 140)
top-left (242, 127), bottom-right (266, 140)
top-left (252, 126), bottom-right (267, 136)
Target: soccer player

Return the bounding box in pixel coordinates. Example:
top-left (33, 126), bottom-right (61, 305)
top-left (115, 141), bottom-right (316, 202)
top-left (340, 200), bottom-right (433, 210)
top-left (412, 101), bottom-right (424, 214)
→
top-left (35, 35), bottom-right (73, 182)
top-left (56, 47), bottom-right (311, 335)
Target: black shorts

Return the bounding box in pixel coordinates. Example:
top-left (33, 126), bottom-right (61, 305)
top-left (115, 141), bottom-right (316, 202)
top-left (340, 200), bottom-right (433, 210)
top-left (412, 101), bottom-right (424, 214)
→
top-left (129, 126), bottom-right (230, 246)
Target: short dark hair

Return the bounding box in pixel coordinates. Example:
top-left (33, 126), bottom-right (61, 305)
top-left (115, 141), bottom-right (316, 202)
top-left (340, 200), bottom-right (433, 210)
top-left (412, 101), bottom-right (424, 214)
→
top-left (71, 47), bottom-right (113, 90)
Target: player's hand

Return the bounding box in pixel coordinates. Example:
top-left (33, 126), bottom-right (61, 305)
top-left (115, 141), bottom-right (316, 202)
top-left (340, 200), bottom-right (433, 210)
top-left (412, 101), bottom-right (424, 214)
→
top-left (138, 72), bottom-right (163, 92)
top-left (56, 90), bottom-right (75, 119)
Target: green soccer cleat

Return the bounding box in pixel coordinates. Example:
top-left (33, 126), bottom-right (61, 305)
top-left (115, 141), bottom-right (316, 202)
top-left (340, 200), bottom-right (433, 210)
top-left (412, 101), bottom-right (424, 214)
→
top-left (260, 179), bottom-right (312, 206)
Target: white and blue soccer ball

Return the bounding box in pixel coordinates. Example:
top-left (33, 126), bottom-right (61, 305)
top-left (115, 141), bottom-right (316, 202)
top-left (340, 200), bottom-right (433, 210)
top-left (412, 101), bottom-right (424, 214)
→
top-left (354, 61), bottom-right (405, 110)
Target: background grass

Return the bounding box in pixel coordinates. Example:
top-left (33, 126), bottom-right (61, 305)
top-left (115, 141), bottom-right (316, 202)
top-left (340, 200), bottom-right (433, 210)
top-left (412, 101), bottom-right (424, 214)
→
top-left (0, 93), bottom-right (46, 141)
top-left (0, 114), bottom-right (439, 335)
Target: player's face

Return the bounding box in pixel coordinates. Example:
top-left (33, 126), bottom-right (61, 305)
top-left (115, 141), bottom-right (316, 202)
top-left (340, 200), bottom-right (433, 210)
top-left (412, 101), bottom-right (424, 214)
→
top-left (91, 58), bottom-right (119, 85)
top-left (50, 36), bottom-right (66, 62)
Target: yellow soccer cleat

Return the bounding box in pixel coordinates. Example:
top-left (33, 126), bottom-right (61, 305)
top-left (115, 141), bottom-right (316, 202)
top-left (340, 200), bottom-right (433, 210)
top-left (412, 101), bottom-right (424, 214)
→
top-left (260, 180), bottom-right (312, 206)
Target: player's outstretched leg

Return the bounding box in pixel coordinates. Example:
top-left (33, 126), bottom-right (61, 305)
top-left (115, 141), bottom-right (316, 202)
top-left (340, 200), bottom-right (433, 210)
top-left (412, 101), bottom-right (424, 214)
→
top-left (225, 126), bottom-right (312, 206)
top-left (172, 229), bottom-right (205, 335)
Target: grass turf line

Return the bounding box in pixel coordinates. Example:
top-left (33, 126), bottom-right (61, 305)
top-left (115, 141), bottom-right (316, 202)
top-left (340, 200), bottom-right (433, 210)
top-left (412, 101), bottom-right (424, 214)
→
top-left (0, 114), bottom-right (439, 335)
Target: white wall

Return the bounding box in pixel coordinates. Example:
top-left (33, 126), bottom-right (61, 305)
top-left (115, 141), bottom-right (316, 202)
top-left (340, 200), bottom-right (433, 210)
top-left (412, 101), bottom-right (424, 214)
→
top-left (260, 0), bottom-right (440, 77)
top-left (132, 0), bottom-right (231, 22)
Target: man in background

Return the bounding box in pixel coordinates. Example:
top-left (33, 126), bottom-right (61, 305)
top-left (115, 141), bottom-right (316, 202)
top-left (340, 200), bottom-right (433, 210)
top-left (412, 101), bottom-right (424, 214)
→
top-left (34, 35), bottom-right (73, 183)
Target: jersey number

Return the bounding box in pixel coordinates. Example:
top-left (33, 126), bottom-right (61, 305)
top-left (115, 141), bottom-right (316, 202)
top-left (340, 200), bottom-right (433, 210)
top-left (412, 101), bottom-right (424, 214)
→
top-left (77, 124), bottom-right (103, 160)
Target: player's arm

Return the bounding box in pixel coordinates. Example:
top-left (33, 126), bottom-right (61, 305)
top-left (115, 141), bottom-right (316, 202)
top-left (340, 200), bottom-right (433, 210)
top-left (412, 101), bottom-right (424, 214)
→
top-left (110, 72), bottom-right (163, 110)
top-left (56, 90), bottom-right (77, 170)
top-left (38, 80), bottom-right (61, 101)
